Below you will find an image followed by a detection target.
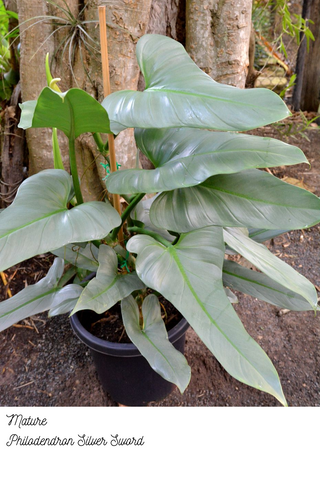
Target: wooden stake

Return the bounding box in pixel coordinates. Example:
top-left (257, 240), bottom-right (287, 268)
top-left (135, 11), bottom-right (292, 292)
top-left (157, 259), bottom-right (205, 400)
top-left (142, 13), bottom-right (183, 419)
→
top-left (98, 6), bottom-right (124, 244)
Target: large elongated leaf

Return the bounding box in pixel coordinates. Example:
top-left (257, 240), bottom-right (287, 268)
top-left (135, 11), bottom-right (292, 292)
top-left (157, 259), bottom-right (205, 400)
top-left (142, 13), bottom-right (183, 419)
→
top-left (121, 294), bottom-right (191, 393)
top-left (127, 226), bottom-right (287, 405)
top-left (0, 170), bottom-right (121, 272)
top-left (0, 258), bottom-right (64, 332)
top-left (72, 244), bottom-right (145, 314)
top-left (52, 243), bottom-right (99, 272)
top-left (149, 169), bottom-right (320, 232)
top-left (107, 128), bottom-right (307, 194)
top-left (223, 227), bottom-right (318, 311)
top-left (103, 35), bottom-right (289, 135)
top-left (19, 87), bottom-right (111, 138)
top-left (223, 260), bottom-right (317, 311)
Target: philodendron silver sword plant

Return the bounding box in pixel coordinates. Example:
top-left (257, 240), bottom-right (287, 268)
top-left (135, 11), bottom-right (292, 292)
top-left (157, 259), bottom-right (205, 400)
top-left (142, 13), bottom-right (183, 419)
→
top-left (0, 34), bottom-right (319, 406)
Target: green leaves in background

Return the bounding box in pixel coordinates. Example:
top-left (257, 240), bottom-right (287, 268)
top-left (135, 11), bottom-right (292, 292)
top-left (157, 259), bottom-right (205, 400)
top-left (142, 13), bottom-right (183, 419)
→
top-left (103, 34), bottom-right (290, 134)
top-left (19, 87), bottom-right (111, 138)
top-left (107, 128), bottom-right (307, 194)
top-left (121, 294), bottom-right (191, 393)
top-left (224, 228), bottom-right (318, 311)
top-left (72, 245), bottom-right (145, 315)
top-left (0, 170), bottom-right (121, 272)
top-left (149, 169), bottom-right (320, 232)
top-left (127, 226), bottom-right (287, 405)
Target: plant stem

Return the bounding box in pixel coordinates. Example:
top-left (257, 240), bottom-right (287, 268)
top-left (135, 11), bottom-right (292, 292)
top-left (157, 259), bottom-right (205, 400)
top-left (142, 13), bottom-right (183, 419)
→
top-left (57, 265), bottom-right (78, 288)
top-left (110, 193), bottom-right (145, 241)
top-left (127, 227), bottom-right (172, 248)
top-left (121, 193), bottom-right (145, 223)
top-left (69, 136), bottom-right (84, 205)
top-left (93, 132), bottom-right (108, 157)
top-left (122, 193), bottom-right (134, 203)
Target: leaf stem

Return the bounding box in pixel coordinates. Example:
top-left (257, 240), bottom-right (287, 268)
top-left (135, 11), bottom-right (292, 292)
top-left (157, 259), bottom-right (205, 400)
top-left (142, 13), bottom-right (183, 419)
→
top-left (127, 227), bottom-right (172, 248)
top-left (57, 265), bottom-right (78, 288)
top-left (110, 193), bottom-right (145, 241)
top-left (93, 132), bottom-right (108, 157)
top-left (121, 193), bottom-right (145, 223)
top-left (69, 136), bottom-right (84, 205)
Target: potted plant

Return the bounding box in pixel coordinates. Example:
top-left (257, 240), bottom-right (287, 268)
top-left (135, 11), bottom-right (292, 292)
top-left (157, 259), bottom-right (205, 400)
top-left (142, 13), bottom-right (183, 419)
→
top-left (0, 34), bottom-right (319, 406)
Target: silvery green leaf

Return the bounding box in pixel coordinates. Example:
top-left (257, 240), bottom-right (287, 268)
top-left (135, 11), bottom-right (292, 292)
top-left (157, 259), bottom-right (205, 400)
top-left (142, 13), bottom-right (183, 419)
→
top-left (103, 35), bottom-right (289, 134)
top-left (149, 169), bottom-right (320, 232)
top-left (107, 128), bottom-right (307, 194)
top-left (248, 228), bottom-right (290, 243)
top-left (127, 226), bottom-right (287, 406)
top-left (0, 258), bottom-right (64, 332)
top-left (223, 260), bottom-right (318, 311)
top-left (0, 170), bottom-right (121, 272)
top-left (72, 244), bottom-right (145, 314)
top-left (48, 284), bottom-right (83, 317)
top-left (52, 243), bottom-right (99, 272)
top-left (121, 294), bottom-right (191, 393)
top-left (223, 227), bottom-right (318, 311)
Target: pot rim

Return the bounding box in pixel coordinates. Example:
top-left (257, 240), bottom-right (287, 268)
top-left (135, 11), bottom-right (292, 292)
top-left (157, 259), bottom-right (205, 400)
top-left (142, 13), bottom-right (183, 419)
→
top-left (70, 311), bottom-right (189, 358)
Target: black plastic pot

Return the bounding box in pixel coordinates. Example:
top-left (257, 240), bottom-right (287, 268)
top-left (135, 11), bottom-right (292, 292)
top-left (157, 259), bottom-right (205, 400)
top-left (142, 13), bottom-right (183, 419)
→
top-left (70, 311), bottom-right (189, 406)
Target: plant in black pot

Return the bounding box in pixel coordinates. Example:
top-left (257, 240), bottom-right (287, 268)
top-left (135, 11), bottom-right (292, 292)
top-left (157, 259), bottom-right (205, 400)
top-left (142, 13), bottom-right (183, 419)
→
top-left (0, 34), bottom-right (319, 406)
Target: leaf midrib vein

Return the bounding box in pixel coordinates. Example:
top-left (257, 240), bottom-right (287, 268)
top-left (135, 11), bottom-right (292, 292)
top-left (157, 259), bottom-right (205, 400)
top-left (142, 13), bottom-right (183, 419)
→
top-left (147, 87), bottom-right (277, 111)
top-left (0, 287), bottom-right (59, 319)
top-left (0, 208), bottom-right (67, 240)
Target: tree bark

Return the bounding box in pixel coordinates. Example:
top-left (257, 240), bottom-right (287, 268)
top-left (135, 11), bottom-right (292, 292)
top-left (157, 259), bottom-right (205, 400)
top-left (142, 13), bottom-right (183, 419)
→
top-left (0, 83), bottom-right (26, 208)
top-left (95, 0), bottom-right (153, 175)
top-left (292, 0), bottom-right (320, 112)
top-left (17, 0), bottom-right (55, 174)
top-left (186, 0), bottom-right (252, 88)
top-left (143, 0), bottom-right (185, 40)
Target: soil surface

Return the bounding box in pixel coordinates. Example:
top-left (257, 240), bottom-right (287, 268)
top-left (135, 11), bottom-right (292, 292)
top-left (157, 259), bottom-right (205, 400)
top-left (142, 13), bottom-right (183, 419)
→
top-left (0, 118), bottom-right (319, 407)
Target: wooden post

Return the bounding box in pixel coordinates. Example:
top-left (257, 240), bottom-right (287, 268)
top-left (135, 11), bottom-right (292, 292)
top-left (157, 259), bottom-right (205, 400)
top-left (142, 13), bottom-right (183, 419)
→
top-left (98, 6), bottom-right (124, 244)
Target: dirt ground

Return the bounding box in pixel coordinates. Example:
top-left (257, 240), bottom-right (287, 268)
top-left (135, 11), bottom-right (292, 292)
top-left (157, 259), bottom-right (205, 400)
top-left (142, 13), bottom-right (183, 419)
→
top-left (0, 117), bottom-right (319, 408)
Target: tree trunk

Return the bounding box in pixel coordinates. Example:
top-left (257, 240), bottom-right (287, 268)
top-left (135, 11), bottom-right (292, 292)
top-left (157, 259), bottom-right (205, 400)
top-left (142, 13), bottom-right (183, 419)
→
top-left (0, 83), bottom-right (26, 208)
top-left (89, 0), bottom-right (153, 176)
top-left (186, 0), bottom-right (252, 88)
top-left (17, 0), bottom-right (55, 173)
top-left (16, 0), bottom-right (153, 200)
top-left (292, 0), bottom-right (320, 112)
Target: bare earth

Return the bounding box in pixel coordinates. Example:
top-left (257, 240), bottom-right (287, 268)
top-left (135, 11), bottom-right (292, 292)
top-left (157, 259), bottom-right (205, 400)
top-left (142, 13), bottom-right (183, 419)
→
top-left (0, 121), bottom-right (319, 407)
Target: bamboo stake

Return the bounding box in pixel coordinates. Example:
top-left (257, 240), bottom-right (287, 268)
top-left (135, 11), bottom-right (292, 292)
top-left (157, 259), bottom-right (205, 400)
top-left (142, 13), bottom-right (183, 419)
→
top-left (98, 6), bottom-right (124, 245)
